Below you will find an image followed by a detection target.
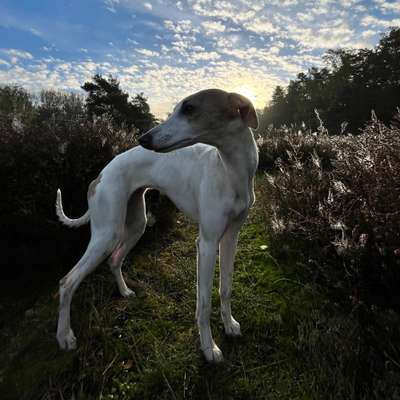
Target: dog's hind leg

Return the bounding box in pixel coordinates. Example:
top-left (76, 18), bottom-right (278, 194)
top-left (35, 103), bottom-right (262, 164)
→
top-left (108, 188), bottom-right (147, 297)
top-left (57, 185), bottom-right (127, 350)
top-left (57, 231), bottom-right (120, 350)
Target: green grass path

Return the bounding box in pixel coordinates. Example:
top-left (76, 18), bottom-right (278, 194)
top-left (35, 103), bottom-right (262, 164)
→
top-left (0, 184), bottom-right (318, 399)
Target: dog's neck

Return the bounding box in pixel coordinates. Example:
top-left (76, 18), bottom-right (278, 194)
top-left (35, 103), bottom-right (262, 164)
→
top-left (212, 126), bottom-right (259, 188)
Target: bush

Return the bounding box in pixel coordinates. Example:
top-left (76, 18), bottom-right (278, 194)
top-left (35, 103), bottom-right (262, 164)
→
top-left (0, 113), bottom-right (129, 283)
top-left (0, 87), bottom-right (175, 288)
top-left (257, 122), bottom-right (339, 171)
top-left (262, 115), bottom-right (400, 307)
top-left (259, 114), bottom-right (400, 398)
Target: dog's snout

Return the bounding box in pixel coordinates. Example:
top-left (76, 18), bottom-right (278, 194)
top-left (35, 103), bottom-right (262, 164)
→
top-left (138, 133), bottom-right (153, 149)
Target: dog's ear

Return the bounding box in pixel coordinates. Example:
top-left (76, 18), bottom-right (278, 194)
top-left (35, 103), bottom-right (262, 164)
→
top-left (228, 93), bottom-right (258, 129)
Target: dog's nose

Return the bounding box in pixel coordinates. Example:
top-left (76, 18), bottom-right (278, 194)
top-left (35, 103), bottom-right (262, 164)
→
top-left (138, 133), bottom-right (153, 149)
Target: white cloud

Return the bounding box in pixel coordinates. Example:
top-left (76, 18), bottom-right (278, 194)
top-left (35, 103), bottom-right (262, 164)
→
top-left (164, 19), bottom-right (195, 34)
top-left (361, 15), bottom-right (400, 28)
top-left (104, 0), bottom-right (119, 13)
top-left (361, 29), bottom-right (378, 38)
top-left (201, 20), bottom-right (226, 34)
top-left (29, 27), bottom-right (42, 37)
top-left (2, 49), bottom-right (33, 60)
top-left (287, 22), bottom-right (357, 50)
top-left (188, 51), bottom-right (221, 62)
top-left (135, 48), bottom-right (159, 57)
top-left (124, 65), bottom-right (139, 74)
top-left (374, 0), bottom-right (400, 13)
top-left (296, 12), bottom-right (314, 22)
top-left (143, 2), bottom-right (153, 11)
top-left (243, 18), bottom-right (277, 35)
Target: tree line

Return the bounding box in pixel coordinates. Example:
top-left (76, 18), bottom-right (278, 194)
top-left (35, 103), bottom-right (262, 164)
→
top-left (0, 74), bottom-right (157, 134)
top-left (259, 28), bottom-right (400, 134)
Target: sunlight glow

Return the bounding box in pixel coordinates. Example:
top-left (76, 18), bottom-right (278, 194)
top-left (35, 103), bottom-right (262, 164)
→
top-left (232, 86), bottom-right (257, 106)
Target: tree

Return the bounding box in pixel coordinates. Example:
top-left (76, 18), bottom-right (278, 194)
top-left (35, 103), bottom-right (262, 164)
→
top-left (36, 90), bottom-right (86, 129)
top-left (0, 85), bottom-right (35, 126)
top-left (81, 74), bottom-right (157, 134)
top-left (129, 93), bottom-right (158, 134)
top-left (260, 28), bottom-right (400, 134)
top-left (258, 86), bottom-right (288, 131)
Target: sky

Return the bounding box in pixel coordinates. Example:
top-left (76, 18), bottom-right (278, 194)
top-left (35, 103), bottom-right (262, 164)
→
top-left (0, 0), bottom-right (399, 117)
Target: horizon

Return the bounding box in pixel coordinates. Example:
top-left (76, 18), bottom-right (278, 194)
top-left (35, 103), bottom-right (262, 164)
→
top-left (1, 0), bottom-right (399, 118)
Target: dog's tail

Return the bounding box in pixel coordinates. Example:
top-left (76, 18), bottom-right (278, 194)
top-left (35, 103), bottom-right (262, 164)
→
top-left (56, 189), bottom-right (90, 228)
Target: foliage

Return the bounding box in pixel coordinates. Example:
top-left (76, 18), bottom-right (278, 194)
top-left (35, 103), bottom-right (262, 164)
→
top-left (0, 85), bottom-right (35, 124)
top-left (257, 116), bottom-right (338, 172)
top-left (81, 74), bottom-right (157, 134)
top-left (259, 28), bottom-right (400, 133)
top-left (262, 115), bottom-right (400, 306)
top-left (259, 115), bottom-right (400, 398)
top-left (0, 85), bottom-right (173, 288)
top-left (36, 89), bottom-right (87, 127)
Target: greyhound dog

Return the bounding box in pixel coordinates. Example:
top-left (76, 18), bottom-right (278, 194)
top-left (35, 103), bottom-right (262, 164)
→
top-left (55, 88), bottom-right (259, 363)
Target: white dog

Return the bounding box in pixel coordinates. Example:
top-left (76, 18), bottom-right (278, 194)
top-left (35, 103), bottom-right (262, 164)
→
top-left (55, 88), bottom-right (259, 363)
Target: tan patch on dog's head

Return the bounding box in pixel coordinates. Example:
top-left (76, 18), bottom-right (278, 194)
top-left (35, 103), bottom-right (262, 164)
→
top-left (228, 92), bottom-right (258, 129)
top-left (88, 173), bottom-right (102, 198)
top-left (180, 89), bottom-right (258, 130)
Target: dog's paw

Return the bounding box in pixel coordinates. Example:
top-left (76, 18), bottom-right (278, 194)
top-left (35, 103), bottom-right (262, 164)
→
top-left (57, 329), bottom-right (77, 350)
top-left (120, 287), bottom-right (136, 298)
top-left (224, 318), bottom-right (241, 337)
top-left (202, 343), bottom-right (224, 364)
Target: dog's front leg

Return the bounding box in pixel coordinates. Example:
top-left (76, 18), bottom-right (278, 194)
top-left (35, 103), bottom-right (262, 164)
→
top-left (219, 222), bottom-right (242, 337)
top-left (196, 236), bottom-right (223, 363)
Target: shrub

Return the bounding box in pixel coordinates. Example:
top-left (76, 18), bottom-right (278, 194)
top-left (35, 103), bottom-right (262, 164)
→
top-left (262, 115), bottom-right (400, 307)
top-left (257, 124), bottom-right (339, 171)
top-left (0, 87), bottom-right (175, 287)
top-left (0, 112), bottom-right (130, 282)
top-left (259, 114), bottom-right (400, 398)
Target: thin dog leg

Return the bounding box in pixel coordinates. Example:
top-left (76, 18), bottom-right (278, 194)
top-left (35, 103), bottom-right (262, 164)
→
top-left (108, 225), bottom-right (146, 297)
top-left (108, 243), bottom-right (134, 297)
top-left (108, 189), bottom-right (147, 297)
top-left (57, 235), bottom-right (116, 350)
top-left (219, 223), bottom-right (241, 336)
top-left (196, 236), bottom-right (223, 363)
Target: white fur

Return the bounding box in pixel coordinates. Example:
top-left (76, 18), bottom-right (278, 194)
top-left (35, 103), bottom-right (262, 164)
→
top-left (56, 89), bottom-right (258, 363)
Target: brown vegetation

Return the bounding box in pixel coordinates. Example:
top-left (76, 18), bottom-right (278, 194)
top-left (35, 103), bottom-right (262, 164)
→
top-left (258, 113), bottom-right (400, 398)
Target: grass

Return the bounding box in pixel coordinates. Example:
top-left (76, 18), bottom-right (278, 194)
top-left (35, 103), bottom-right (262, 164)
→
top-left (0, 181), bottom-right (319, 399)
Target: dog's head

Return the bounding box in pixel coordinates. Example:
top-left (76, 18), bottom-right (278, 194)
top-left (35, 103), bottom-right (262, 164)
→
top-left (139, 88), bottom-right (258, 153)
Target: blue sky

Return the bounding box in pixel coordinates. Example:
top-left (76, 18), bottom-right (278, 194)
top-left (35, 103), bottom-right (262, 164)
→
top-left (0, 0), bottom-right (399, 116)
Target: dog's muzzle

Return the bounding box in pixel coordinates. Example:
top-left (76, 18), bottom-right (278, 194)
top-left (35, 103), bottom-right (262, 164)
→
top-left (138, 132), bottom-right (153, 150)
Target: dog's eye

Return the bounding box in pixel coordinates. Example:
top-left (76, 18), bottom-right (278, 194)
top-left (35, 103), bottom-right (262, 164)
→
top-left (181, 103), bottom-right (195, 115)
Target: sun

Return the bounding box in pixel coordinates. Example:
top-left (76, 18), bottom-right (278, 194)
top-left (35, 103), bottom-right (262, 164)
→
top-left (232, 86), bottom-right (257, 105)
